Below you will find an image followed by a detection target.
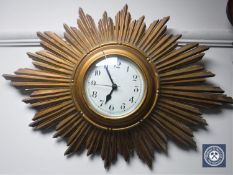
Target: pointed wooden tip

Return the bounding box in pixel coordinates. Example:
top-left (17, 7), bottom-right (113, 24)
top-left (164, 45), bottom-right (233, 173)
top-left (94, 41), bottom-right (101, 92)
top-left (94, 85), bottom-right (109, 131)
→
top-left (79, 7), bottom-right (83, 13)
top-left (191, 139), bottom-right (197, 148)
top-left (104, 161), bottom-right (111, 170)
top-left (27, 52), bottom-right (35, 58)
top-left (36, 32), bottom-right (43, 38)
top-left (32, 117), bottom-right (37, 121)
top-left (206, 71), bottom-right (215, 77)
top-left (67, 139), bottom-right (73, 146)
top-left (29, 122), bottom-right (35, 127)
top-left (176, 34), bottom-right (182, 39)
top-left (188, 43), bottom-right (199, 51)
top-left (201, 45), bottom-right (210, 51)
top-left (14, 68), bottom-right (25, 74)
top-left (79, 8), bottom-right (85, 16)
top-left (63, 23), bottom-right (71, 32)
top-left (123, 4), bottom-right (128, 11)
top-left (103, 11), bottom-right (108, 17)
top-left (224, 96), bottom-right (233, 103)
top-left (229, 97), bottom-right (233, 103)
top-left (36, 50), bottom-right (44, 55)
top-left (22, 98), bottom-right (29, 103)
top-left (2, 74), bottom-right (21, 81)
top-left (44, 31), bottom-right (53, 36)
top-left (32, 114), bottom-right (39, 121)
top-left (203, 120), bottom-right (208, 126)
top-left (2, 74), bottom-right (11, 80)
top-left (163, 16), bottom-right (170, 22)
top-left (146, 161), bottom-right (153, 169)
top-left (140, 15), bottom-right (145, 21)
top-left (217, 87), bottom-right (225, 93)
top-left (26, 52), bottom-right (31, 56)
top-left (64, 148), bottom-right (72, 156)
top-left (64, 151), bottom-right (69, 156)
top-left (87, 150), bottom-right (92, 156)
top-left (124, 155), bottom-right (130, 162)
top-left (192, 144), bottom-right (197, 151)
top-left (53, 133), bottom-right (59, 138)
top-left (192, 42), bottom-right (199, 46)
top-left (86, 14), bottom-right (93, 20)
top-left (70, 26), bottom-right (77, 31)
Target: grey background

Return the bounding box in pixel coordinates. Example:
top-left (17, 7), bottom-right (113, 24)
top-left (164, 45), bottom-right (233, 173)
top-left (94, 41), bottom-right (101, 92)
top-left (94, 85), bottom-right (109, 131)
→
top-left (0, 0), bottom-right (232, 174)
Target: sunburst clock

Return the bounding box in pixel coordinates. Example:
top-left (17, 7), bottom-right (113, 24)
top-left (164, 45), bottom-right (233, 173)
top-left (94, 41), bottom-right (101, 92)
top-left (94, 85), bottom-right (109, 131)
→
top-left (3, 5), bottom-right (233, 169)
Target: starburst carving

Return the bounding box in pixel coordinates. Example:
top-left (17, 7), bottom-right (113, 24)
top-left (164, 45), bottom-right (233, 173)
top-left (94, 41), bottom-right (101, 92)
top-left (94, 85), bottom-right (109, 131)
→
top-left (3, 5), bottom-right (233, 169)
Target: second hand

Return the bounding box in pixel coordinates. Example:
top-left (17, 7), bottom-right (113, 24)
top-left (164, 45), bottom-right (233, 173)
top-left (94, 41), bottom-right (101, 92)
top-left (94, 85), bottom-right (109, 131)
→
top-left (94, 83), bottom-right (120, 88)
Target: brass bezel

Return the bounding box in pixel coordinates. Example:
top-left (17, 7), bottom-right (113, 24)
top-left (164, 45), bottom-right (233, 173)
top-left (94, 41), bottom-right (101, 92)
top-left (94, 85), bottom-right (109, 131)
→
top-left (72, 44), bottom-right (159, 130)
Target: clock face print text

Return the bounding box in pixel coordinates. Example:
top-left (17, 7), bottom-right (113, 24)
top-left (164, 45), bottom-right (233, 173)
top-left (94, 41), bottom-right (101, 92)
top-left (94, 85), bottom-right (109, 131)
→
top-left (84, 55), bottom-right (145, 118)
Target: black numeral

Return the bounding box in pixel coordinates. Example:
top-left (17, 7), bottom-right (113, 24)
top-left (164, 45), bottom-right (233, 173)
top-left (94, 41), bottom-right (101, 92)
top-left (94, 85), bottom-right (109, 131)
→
top-left (120, 103), bottom-right (126, 110)
top-left (126, 66), bottom-right (129, 72)
top-left (91, 80), bottom-right (96, 85)
top-left (134, 86), bottom-right (139, 92)
top-left (95, 70), bottom-right (101, 76)
top-left (129, 97), bottom-right (134, 103)
top-left (132, 75), bottom-right (138, 81)
top-left (109, 105), bottom-right (114, 111)
top-left (99, 100), bottom-right (104, 107)
top-left (114, 61), bottom-right (121, 68)
top-left (92, 91), bottom-right (97, 98)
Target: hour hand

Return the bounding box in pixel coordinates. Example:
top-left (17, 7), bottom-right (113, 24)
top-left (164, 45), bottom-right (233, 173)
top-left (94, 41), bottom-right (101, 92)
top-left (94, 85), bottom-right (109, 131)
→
top-left (105, 94), bottom-right (111, 104)
top-left (105, 89), bottom-right (114, 104)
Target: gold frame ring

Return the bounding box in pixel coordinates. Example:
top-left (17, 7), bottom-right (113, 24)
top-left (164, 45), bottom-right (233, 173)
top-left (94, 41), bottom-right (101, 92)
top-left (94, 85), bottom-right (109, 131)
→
top-left (72, 43), bottom-right (160, 130)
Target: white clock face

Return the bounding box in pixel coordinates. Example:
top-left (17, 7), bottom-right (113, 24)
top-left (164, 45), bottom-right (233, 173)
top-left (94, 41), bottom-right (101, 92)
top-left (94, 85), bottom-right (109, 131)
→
top-left (84, 55), bottom-right (145, 118)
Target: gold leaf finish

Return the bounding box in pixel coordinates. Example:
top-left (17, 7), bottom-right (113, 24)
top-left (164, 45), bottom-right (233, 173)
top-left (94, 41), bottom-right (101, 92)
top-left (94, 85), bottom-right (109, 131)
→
top-left (3, 5), bottom-right (233, 169)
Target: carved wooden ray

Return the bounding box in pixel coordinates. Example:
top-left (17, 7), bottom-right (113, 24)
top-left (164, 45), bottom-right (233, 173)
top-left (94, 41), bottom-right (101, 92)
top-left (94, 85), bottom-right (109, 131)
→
top-left (3, 5), bottom-right (233, 169)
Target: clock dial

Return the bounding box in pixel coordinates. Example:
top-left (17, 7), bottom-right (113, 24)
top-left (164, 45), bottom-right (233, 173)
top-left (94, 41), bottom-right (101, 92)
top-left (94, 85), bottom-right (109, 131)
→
top-left (84, 55), bottom-right (145, 118)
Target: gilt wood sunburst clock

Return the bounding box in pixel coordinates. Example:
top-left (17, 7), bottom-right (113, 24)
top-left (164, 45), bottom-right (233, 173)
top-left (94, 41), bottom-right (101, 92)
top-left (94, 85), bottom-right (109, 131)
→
top-left (3, 5), bottom-right (233, 169)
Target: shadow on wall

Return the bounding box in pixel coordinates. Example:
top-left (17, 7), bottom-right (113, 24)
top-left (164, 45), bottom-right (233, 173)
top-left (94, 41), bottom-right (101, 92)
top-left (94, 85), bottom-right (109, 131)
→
top-left (227, 0), bottom-right (233, 26)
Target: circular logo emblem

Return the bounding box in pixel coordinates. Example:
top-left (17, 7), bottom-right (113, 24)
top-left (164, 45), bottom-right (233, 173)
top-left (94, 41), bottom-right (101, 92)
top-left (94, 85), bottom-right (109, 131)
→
top-left (204, 145), bottom-right (225, 166)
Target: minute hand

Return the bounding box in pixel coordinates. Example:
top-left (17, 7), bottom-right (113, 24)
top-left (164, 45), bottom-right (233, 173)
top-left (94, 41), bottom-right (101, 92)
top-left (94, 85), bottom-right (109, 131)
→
top-left (104, 65), bottom-right (115, 85)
